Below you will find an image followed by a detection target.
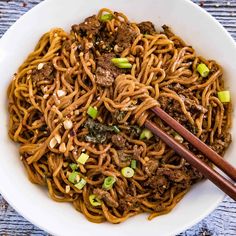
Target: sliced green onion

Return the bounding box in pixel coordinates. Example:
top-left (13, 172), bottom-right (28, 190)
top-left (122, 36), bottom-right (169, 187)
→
top-left (197, 63), bottom-right (210, 77)
top-left (74, 178), bottom-right (86, 190)
top-left (111, 58), bottom-right (129, 64)
top-left (77, 153), bottom-right (89, 165)
top-left (69, 163), bottom-right (77, 171)
top-left (102, 176), bottom-right (116, 190)
top-left (68, 171), bottom-right (80, 184)
top-left (100, 14), bottom-right (113, 22)
top-left (131, 160), bottom-right (137, 169)
top-left (121, 167), bottom-right (134, 178)
top-left (140, 128), bottom-right (153, 140)
top-left (174, 133), bottom-right (184, 143)
top-left (87, 106), bottom-right (98, 119)
top-left (113, 125), bottom-right (120, 133)
top-left (115, 62), bottom-right (132, 69)
top-left (218, 91), bottom-right (230, 103)
top-left (89, 194), bottom-right (102, 206)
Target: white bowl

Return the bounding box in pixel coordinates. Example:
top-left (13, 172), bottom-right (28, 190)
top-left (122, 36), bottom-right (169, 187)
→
top-left (0, 0), bottom-right (235, 235)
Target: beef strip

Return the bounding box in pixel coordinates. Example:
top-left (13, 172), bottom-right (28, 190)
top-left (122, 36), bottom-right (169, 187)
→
top-left (117, 150), bottom-right (131, 162)
top-left (138, 21), bottom-right (156, 34)
top-left (144, 175), bottom-right (169, 194)
top-left (118, 194), bottom-right (139, 211)
top-left (159, 96), bottom-right (189, 124)
top-left (179, 95), bottom-right (208, 114)
top-left (95, 53), bottom-right (124, 87)
top-left (93, 188), bottom-right (119, 208)
top-left (111, 134), bottom-right (126, 148)
top-left (156, 168), bottom-right (189, 183)
top-left (95, 29), bottom-right (115, 52)
top-left (31, 62), bottom-right (54, 82)
top-left (72, 15), bottom-right (101, 36)
top-left (210, 132), bottom-right (232, 155)
top-left (133, 145), bottom-right (144, 160)
top-left (145, 160), bottom-right (159, 176)
top-left (115, 23), bottom-right (137, 50)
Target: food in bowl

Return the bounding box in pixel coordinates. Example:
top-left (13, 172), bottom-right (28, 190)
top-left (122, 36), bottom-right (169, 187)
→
top-left (7, 8), bottom-right (232, 223)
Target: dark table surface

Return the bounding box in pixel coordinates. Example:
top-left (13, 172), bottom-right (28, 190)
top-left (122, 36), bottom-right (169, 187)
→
top-left (0, 0), bottom-right (235, 235)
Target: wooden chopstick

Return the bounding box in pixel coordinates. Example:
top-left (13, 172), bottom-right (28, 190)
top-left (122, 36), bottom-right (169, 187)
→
top-left (145, 119), bottom-right (236, 201)
top-left (151, 106), bottom-right (236, 182)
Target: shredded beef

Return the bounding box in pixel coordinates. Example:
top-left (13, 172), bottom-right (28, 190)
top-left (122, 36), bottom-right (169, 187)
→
top-left (144, 175), bottom-right (169, 194)
top-left (145, 160), bottom-right (159, 176)
top-left (117, 150), bottom-right (131, 162)
top-left (72, 15), bottom-right (101, 36)
top-left (93, 188), bottom-right (119, 208)
top-left (159, 96), bottom-right (189, 124)
top-left (111, 134), bottom-right (126, 148)
top-left (138, 21), bottom-right (156, 34)
top-left (95, 53), bottom-right (124, 87)
top-left (95, 29), bottom-right (115, 52)
top-left (31, 62), bottom-right (54, 82)
top-left (133, 145), bottom-right (144, 160)
top-left (115, 23), bottom-right (137, 49)
top-left (210, 132), bottom-right (232, 155)
top-left (156, 168), bottom-right (189, 182)
top-left (119, 195), bottom-right (139, 211)
top-left (95, 67), bottom-right (114, 87)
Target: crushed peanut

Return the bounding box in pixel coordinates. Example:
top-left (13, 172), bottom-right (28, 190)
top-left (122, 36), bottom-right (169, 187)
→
top-left (57, 90), bottom-right (67, 97)
top-left (65, 185), bottom-right (70, 193)
top-left (49, 137), bottom-right (58, 149)
top-left (59, 143), bottom-right (67, 153)
top-left (63, 119), bottom-right (73, 130)
top-left (74, 110), bottom-right (80, 115)
top-left (55, 134), bottom-right (61, 144)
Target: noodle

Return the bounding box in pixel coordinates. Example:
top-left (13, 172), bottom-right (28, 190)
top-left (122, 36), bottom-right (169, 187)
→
top-left (7, 9), bottom-right (232, 223)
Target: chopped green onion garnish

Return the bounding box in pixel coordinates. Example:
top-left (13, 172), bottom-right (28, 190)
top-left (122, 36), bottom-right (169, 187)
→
top-left (74, 178), bottom-right (86, 190)
top-left (69, 163), bottom-right (77, 171)
top-left (131, 160), bottom-right (137, 169)
top-left (77, 153), bottom-right (89, 165)
top-left (113, 125), bottom-right (120, 133)
top-left (89, 194), bottom-right (102, 206)
top-left (197, 63), bottom-right (210, 77)
top-left (102, 176), bottom-right (116, 190)
top-left (115, 62), bottom-right (132, 69)
top-left (218, 91), bottom-right (230, 103)
top-left (87, 106), bottom-right (98, 119)
top-left (121, 167), bottom-right (134, 178)
top-left (111, 58), bottom-right (129, 64)
top-left (140, 128), bottom-right (153, 140)
top-left (100, 14), bottom-right (113, 22)
top-left (174, 133), bottom-right (184, 143)
top-left (68, 171), bottom-right (80, 184)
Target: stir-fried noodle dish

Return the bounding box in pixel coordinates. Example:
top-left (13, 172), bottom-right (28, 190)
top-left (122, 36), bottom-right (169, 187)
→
top-left (8, 9), bottom-right (232, 223)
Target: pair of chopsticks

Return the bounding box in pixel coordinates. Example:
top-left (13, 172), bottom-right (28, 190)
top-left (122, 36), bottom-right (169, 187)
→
top-left (144, 106), bottom-right (236, 201)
